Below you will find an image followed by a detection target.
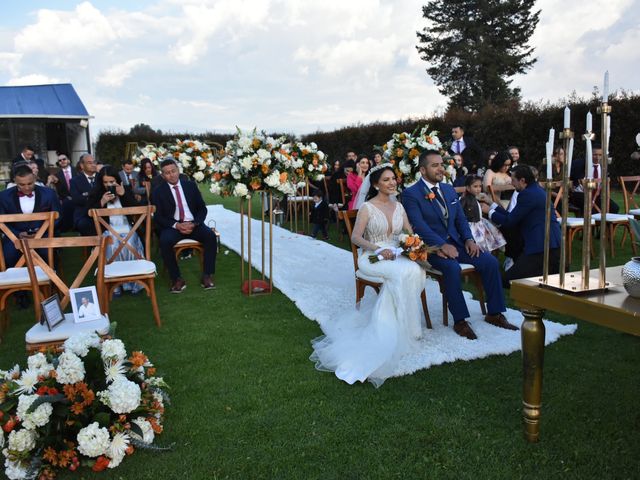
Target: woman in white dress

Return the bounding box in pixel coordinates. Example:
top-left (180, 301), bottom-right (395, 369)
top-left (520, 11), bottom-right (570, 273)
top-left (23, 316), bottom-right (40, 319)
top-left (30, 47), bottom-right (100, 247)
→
top-left (310, 164), bottom-right (427, 387)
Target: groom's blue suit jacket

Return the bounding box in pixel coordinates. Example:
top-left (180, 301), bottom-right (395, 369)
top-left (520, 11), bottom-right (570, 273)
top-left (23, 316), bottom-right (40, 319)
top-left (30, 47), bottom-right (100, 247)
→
top-left (402, 180), bottom-right (473, 248)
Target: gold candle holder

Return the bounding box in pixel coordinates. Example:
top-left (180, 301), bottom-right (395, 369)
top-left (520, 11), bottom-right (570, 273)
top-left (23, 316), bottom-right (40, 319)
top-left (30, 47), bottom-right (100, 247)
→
top-left (597, 102), bottom-right (612, 289)
top-left (557, 128), bottom-right (574, 288)
top-left (240, 192), bottom-right (274, 296)
top-left (542, 180), bottom-right (554, 284)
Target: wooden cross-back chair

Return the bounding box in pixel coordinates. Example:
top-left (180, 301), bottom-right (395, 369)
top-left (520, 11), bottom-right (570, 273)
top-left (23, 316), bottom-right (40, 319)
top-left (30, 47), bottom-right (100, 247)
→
top-left (0, 211), bottom-right (58, 334)
top-left (619, 175), bottom-right (640, 217)
top-left (338, 209), bottom-right (433, 329)
top-left (90, 205), bottom-right (161, 327)
top-left (590, 178), bottom-right (636, 258)
top-left (335, 179), bottom-right (351, 240)
top-left (487, 183), bottom-right (515, 206)
top-left (21, 235), bottom-right (110, 352)
top-left (550, 182), bottom-right (595, 265)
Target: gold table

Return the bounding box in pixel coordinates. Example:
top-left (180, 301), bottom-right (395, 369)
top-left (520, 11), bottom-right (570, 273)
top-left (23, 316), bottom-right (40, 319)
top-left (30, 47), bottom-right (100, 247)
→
top-left (510, 266), bottom-right (640, 442)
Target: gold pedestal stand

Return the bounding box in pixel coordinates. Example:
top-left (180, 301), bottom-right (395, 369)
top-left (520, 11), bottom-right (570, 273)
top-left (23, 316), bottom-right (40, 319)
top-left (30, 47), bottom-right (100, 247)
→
top-left (239, 192), bottom-right (274, 296)
top-left (288, 179), bottom-right (311, 234)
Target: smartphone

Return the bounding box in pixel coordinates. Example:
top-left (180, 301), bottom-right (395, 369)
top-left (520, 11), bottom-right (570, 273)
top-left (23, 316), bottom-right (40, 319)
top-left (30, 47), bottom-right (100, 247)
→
top-left (107, 186), bottom-right (117, 196)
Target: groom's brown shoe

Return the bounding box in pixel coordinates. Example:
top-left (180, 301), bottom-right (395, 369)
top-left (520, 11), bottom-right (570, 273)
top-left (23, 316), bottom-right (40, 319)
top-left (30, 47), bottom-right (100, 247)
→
top-left (453, 320), bottom-right (477, 340)
top-left (485, 313), bottom-right (519, 330)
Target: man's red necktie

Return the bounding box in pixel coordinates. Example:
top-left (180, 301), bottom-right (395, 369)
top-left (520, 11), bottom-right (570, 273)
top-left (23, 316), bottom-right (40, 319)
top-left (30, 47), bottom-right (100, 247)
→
top-left (17, 191), bottom-right (34, 198)
top-left (173, 185), bottom-right (185, 222)
top-left (593, 164), bottom-right (599, 179)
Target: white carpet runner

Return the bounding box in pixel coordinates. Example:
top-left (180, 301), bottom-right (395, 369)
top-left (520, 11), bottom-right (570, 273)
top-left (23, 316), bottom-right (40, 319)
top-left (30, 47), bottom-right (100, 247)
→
top-left (206, 205), bottom-right (577, 377)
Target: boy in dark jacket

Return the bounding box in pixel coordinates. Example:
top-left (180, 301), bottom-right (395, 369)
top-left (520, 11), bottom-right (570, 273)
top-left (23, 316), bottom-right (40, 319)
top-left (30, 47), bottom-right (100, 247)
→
top-left (309, 190), bottom-right (330, 240)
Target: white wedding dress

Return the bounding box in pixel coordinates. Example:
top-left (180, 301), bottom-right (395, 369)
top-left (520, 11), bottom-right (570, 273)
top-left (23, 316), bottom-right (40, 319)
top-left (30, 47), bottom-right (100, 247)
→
top-left (310, 202), bottom-right (426, 387)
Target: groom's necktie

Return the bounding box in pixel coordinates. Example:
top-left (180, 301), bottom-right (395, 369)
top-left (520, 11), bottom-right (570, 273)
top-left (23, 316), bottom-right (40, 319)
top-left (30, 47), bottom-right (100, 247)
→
top-left (431, 186), bottom-right (448, 218)
top-left (455, 140), bottom-right (462, 154)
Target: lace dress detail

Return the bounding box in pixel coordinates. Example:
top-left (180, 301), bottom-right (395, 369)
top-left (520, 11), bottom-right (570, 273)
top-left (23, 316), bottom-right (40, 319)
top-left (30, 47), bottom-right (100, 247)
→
top-left (310, 200), bottom-right (427, 387)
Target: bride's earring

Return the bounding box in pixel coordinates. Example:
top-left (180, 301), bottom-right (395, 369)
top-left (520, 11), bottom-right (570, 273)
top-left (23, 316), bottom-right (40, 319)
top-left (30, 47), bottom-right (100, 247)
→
top-left (375, 187), bottom-right (379, 190)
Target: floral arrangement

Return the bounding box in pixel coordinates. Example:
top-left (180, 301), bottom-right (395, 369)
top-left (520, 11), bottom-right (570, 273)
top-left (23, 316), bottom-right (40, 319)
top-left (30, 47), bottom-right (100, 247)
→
top-left (368, 234), bottom-right (437, 263)
top-left (168, 139), bottom-right (216, 183)
top-left (0, 332), bottom-right (169, 479)
top-left (380, 125), bottom-right (445, 189)
top-left (131, 144), bottom-right (169, 167)
top-left (287, 142), bottom-right (328, 186)
top-left (209, 128), bottom-right (297, 198)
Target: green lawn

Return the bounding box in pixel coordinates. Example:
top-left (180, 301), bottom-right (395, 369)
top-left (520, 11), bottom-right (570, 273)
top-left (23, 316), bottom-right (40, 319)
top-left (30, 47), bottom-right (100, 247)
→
top-left (0, 187), bottom-right (637, 479)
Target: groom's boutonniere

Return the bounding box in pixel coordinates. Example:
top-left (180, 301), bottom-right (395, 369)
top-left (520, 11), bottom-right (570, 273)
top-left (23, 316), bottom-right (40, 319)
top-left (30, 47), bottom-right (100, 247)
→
top-left (424, 187), bottom-right (435, 202)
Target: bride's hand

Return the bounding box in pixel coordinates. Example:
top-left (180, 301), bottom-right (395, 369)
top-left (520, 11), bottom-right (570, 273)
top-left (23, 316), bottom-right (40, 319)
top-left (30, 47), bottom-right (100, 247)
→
top-left (379, 249), bottom-right (395, 260)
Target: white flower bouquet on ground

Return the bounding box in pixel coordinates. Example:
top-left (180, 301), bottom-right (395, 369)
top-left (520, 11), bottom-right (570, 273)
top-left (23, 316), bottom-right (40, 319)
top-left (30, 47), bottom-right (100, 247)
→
top-left (0, 332), bottom-right (169, 479)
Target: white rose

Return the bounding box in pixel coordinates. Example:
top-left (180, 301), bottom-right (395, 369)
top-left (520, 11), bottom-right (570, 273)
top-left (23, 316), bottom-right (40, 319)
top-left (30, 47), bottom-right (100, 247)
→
top-left (196, 159), bottom-right (207, 170)
top-left (210, 182), bottom-right (221, 195)
top-left (256, 149), bottom-right (270, 161)
top-left (240, 156), bottom-right (253, 171)
top-left (233, 183), bottom-right (249, 198)
top-left (64, 332), bottom-right (101, 358)
top-left (193, 171), bottom-right (205, 182)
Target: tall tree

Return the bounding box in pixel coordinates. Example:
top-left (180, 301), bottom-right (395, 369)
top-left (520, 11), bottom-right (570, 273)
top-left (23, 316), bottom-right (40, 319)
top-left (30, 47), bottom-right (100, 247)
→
top-left (416, 0), bottom-right (540, 112)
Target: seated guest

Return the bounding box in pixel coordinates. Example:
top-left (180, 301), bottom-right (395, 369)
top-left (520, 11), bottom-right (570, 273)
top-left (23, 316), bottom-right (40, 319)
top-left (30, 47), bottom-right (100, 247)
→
top-left (347, 155), bottom-right (370, 210)
top-left (569, 143), bottom-right (619, 215)
top-left (69, 153), bottom-right (98, 236)
top-left (152, 158), bottom-right (217, 293)
top-left (6, 161), bottom-right (45, 189)
top-left (0, 164), bottom-right (61, 268)
top-left (119, 159), bottom-right (136, 187)
top-left (483, 150), bottom-right (513, 208)
top-left (136, 158), bottom-right (161, 204)
top-left (372, 150), bottom-right (384, 166)
top-left (88, 165), bottom-right (144, 296)
top-left (53, 153), bottom-right (77, 232)
top-left (327, 159), bottom-right (345, 207)
top-left (309, 190), bottom-right (330, 240)
top-left (484, 165), bottom-right (561, 287)
top-left (538, 147), bottom-right (565, 182)
top-left (451, 153), bottom-right (468, 187)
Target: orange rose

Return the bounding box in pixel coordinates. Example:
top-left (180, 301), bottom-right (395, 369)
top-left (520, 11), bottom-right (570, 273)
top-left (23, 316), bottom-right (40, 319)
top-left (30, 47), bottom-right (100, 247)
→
top-left (261, 164), bottom-right (269, 174)
top-left (92, 456), bottom-right (110, 472)
top-left (279, 172), bottom-right (288, 183)
top-left (409, 252), bottom-right (417, 261)
top-left (250, 179), bottom-right (262, 190)
top-left (252, 139), bottom-right (261, 150)
top-left (426, 192), bottom-right (436, 201)
top-left (405, 236), bottom-right (416, 247)
top-left (395, 148), bottom-right (404, 158)
top-left (408, 148), bottom-right (419, 159)
top-left (213, 173), bottom-right (222, 181)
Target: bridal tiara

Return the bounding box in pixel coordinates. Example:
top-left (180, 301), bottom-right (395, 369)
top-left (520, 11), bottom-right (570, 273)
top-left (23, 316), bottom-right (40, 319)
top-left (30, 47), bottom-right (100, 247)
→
top-left (368, 162), bottom-right (393, 175)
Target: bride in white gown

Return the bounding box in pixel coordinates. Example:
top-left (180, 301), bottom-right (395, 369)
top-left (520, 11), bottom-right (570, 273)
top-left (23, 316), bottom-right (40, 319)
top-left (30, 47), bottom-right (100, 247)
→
top-left (310, 164), bottom-right (427, 387)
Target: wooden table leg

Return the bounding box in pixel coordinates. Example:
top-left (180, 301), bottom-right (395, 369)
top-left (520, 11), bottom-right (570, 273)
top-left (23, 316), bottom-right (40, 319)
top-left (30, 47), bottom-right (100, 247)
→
top-left (521, 307), bottom-right (545, 442)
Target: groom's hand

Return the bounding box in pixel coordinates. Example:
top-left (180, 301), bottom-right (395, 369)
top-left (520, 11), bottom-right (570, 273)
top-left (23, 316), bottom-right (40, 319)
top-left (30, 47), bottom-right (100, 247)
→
top-left (438, 243), bottom-right (458, 259)
top-left (465, 239), bottom-right (481, 257)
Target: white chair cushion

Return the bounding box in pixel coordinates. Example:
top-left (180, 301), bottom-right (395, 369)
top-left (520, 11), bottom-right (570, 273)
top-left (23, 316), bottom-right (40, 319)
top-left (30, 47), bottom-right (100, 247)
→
top-left (563, 217), bottom-right (596, 226)
top-left (0, 267), bottom-right (49, 286)
top-left (289, 196), bottom-right (313, 202)
top-left (175, 239), bottom-right (201, 246)
top-left (355, 270), bottom-right (384, 284)
top-left (103, 260), bottom-right (156, 278)
top-left (26, 313), bottom-right (110, 344)
top-left (424, 262), bottom-right (475, 276)
top-left (592, 213), bottom-right (633, 222)
top-left (629, 208), bottom-right (640, 216)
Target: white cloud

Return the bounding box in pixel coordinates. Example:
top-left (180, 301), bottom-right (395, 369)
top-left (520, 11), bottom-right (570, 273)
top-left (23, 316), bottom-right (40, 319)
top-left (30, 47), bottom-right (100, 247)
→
top-left (5, 74), bottom-right (63, 86)
top-left (0, 53), bottom-right (22, 76)
top-left (97, 58), bottom-right (148, 87)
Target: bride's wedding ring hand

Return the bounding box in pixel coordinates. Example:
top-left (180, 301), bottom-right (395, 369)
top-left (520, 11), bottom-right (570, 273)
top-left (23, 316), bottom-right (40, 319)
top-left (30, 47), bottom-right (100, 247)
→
top-left (380, 249), bottom-right (395, 260)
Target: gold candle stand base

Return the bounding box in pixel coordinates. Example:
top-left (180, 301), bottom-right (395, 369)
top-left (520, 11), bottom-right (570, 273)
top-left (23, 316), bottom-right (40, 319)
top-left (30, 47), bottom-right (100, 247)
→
top-left (537, 273), bottom-right (614, 294)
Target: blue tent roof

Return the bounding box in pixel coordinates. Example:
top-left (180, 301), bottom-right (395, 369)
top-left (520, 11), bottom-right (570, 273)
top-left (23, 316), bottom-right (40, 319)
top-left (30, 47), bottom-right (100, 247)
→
top-left (0, 83), bottom-right (89, 118)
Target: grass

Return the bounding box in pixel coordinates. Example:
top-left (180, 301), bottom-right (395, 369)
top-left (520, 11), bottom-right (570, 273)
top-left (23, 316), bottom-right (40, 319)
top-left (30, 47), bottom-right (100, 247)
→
top-left (0, 187), bottom-right (637, 479)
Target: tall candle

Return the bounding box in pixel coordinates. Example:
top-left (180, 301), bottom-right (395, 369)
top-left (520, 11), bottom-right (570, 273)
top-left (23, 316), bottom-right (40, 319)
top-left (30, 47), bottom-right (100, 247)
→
top-left (545, 141), bottom-right (552, 179)
top-left (586, 139), bottom-right (593, 178)
top-left (586, 111), bottom-right (592, 132)
top-left (567, 137), bottom-right (574, 173)
top-left (548, 127), bottom-right (555, 151)
top-left (603, 71), bottom-right (609, 102)
top-left (563, 106), bottom-right (571, 129)
top-left (606, 115), bottom-right (611, 157)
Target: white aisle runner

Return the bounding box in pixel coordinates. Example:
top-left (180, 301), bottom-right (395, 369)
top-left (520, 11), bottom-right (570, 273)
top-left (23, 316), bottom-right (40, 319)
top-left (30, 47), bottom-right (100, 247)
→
top-left (206, 205), bottom-right (577, 377)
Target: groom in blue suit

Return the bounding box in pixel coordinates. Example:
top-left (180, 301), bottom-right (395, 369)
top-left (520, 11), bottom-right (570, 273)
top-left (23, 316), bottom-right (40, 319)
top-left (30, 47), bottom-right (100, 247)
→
top-left (403, 150), bottom-right (516, 340)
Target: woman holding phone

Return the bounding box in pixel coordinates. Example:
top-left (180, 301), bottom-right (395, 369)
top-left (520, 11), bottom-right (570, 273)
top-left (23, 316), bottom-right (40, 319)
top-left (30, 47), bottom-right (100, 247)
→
top-left (88, 165), bottom-right (144, 296)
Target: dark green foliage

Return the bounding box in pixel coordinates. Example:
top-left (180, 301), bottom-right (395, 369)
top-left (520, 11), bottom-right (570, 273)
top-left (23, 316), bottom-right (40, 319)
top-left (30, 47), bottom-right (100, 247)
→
top-left (416, 0), bottom-right (540, 111)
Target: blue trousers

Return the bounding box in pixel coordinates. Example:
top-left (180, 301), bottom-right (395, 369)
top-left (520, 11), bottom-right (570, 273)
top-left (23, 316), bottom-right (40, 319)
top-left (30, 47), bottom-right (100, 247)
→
top-left (427, 245), bottom-right (505, 323)
top-left (159, 224), bottom-right (217, 282)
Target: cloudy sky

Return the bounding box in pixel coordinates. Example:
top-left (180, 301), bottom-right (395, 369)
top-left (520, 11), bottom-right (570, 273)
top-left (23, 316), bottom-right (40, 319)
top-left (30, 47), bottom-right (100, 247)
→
top-left (0, 0), bottom-right (637, 136)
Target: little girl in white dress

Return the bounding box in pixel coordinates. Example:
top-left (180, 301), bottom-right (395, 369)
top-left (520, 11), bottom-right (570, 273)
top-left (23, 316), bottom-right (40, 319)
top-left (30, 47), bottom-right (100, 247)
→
top-left (461, 176), bottom-right (506, 253)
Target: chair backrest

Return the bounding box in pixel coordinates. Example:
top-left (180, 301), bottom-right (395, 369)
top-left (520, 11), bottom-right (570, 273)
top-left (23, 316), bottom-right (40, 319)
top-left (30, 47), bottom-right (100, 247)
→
top-left (336, 179), bottom-right (350, 205)
top-left (538, 180), bottom-right (564, 211)
top-left (89, 205), bottom-right (155, 264)
top-left (619, 176), bottom-right (640, 213)
top-left (0, 211), bottom-right (59, 271)
top-left (21, 235), bottom-right (109, 320)
top-left (337, 209), bottom-right (359, 270)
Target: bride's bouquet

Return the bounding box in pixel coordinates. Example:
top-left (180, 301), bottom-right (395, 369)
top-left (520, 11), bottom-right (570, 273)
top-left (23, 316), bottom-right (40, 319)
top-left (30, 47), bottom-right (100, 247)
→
top-left (369, 234), bottom-right (437, 263)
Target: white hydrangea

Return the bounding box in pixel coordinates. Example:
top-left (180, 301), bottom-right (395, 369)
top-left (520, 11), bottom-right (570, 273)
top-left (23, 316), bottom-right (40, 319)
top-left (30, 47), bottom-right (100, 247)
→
top-left (64, 332), bottom-right (101, 357)
top-left (196, 158), bottom-right (207, 170)
top-left (264, 171), bottom-right (280, 188)
top-left (7, 429), bottom-right (36, 453)
top-left (230, 165), bottom-right (241, 180)
top-left (106, 432), bottom-right (130, 468)
top-left (100, 339), bottom-right (127, 362)
top-left (239, 156), bottom-right (253, 171)
top-left (16, 395), bottom-right (53, 430)
top-left (399, 161), bottom-right (412, 175)
top-left (256, 149), bottom-right (270, 162)
top-left (131, 417), bottom-right (154, 444)
top-left (233, 183), bottom-right (249, 198)
top-left (77, 422), bottom-right (110, 458)
top-left (4, 459), bottom-right (28, 480)
top-left (209, 182), bottom-right (221, 195)
top-left (99, 378), bottom-right (141, 414)
top-left (238, 136), bottom-right (252, 150)
top-left (181, 158), bottom-right (190, 168)
top-left (192, 171), bottom-right (205, 182)
top-left (26, 353), bottom-right (53, 376)
top-left (55, 351), bottom-right (85, 384)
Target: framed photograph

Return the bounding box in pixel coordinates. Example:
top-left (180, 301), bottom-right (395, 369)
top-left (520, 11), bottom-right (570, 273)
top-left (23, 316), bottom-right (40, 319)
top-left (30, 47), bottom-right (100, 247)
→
top-left (40, 294), bottom-right (64, 331)
top-left (70, 286), bottom-right (102, 323)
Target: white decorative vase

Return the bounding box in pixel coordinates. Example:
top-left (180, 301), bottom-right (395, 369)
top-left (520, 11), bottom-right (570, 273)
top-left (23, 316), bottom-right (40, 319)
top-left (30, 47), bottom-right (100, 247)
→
top-left (621, 257), bottom-right (640, 298)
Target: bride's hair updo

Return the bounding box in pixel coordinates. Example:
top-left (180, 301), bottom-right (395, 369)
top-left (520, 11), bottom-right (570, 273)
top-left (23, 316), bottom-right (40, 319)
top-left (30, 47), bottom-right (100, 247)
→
top-left (365, 164), bottom-right (395, 201)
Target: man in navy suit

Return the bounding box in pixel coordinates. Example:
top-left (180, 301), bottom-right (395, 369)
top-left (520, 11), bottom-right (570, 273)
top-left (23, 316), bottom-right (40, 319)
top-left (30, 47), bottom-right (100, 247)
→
top-left (152, 158), bottom-right (217, 293)
top-left (0, 164), bottom-right (61, 268)
top-left (485, 165), bottom-right (561, 286)
top-left (52, 153), bottom-right (76, 232)
top-left (69, 153), bottom-right (98, 236)
top-left (447, 125), bottom-right (485, 175)
top-left (403, 150), bottom-right (515, 340)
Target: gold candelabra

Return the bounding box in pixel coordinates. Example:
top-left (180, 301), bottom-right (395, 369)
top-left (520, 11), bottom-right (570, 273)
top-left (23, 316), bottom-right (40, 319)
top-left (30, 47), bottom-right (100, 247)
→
top-left (239, 191), bottom-right (274, 296)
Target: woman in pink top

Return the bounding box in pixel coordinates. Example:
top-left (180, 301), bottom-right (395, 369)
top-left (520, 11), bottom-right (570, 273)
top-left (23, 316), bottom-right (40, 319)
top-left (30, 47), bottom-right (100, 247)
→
top-left (347, 155), bottom-right (370, 209)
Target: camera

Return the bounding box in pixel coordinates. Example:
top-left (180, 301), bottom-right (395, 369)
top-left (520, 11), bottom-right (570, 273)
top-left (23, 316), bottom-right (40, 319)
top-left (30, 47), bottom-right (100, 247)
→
top-left (107, 186), bottom-right (117, 196)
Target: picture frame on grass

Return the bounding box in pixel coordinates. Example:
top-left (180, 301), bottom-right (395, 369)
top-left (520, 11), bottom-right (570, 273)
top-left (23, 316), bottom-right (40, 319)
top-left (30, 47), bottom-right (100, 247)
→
top-left (40, 294), bottom-right (64, 331)
top-left (70, 286), bottom-right (101, 323)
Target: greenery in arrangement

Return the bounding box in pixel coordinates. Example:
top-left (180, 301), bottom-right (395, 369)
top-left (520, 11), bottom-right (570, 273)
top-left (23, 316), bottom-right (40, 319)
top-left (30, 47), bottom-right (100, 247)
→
top-left (416, 0), bottom-right (541, 111)
top-left (0, 186), bottom-right (636, 479)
